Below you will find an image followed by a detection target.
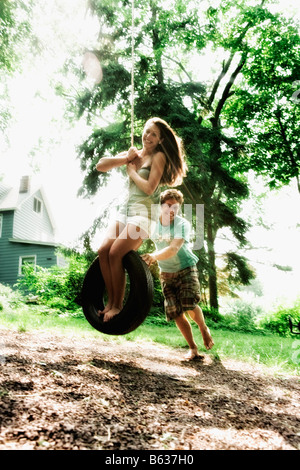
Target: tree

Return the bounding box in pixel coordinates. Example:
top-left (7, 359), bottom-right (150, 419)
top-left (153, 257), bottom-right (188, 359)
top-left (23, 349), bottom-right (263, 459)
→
top-left (222, 12), bottom-right (300, 193)
top-left (0, 0), bottom-right (34, 136)
top-left (61, 0), bottom-right (298, 310)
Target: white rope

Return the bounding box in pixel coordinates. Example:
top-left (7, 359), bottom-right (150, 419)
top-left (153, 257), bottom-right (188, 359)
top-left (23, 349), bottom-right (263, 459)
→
top-left (130, 0), bottom-right (135, 146)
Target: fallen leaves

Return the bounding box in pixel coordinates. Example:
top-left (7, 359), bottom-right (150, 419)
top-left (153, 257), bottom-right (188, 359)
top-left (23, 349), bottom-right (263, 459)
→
top-left (0, 329), bottom-right (299, 450)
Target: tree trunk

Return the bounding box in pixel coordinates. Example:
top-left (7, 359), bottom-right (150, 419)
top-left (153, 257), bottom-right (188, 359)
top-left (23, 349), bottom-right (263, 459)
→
top-left (150, 1), bottom-right (164, 85)
top-left (275, 109), bottom-right (300, 194)
top-left (206, 218), bottom-right (219, 311)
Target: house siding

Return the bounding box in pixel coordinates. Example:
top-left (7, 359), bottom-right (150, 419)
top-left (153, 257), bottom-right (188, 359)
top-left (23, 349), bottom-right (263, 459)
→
top-left (0, 210), bottom-right (58, 286)
top-left (13, 190), bottom-right (55, 243)
top-left (0, 211), bottom-right (14, 285)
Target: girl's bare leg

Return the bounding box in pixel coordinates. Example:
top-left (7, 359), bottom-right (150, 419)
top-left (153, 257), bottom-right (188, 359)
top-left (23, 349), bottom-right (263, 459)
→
top-left (104, 223), bottom-right (146, 322)
top-left (97, 221), bottom-right (124, 314)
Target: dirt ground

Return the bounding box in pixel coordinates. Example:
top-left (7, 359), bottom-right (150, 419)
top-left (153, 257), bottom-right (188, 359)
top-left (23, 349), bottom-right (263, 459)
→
top-left (0, 328), bottom-right (299, 451)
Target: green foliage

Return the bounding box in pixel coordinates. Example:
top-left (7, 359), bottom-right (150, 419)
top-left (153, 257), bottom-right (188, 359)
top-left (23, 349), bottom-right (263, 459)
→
top-left (223, 13), bottom-right (300, 191)
top-left (143, 268), bottom-right (165, 327)
top-left (146, 307), bottom-right (168, 327)
top-left (147, 298), bottom-right (263, 334)
top-left (57, 0), bottom-right (300, 311)
top-left (152, 277), bottom-right (164, 308)
top-left (0, 0), bottom-right (30, 71)
top-left (222, 299), bottom-right (262, 333)
top-left (223, 252), bottom-right (256, 285)
top-left (201, 305), bottom-right (224, 324)
top-left (0, 283), bottom-right (25, 309)
top-left (203, 299), bottom-right (263, 333)
top-left (258, 299), bottom-right (300, 337)
top-left (16, 255), bottom-right (89, 313)
top-left (0, 0), bottom-right (33, 134)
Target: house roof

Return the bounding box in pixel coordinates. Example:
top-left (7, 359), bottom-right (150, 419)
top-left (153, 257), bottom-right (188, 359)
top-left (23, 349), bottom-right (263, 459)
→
top-left (0, 183), bottom-right (20, 210)
top-left (0, 178), bottom-right (56, 230)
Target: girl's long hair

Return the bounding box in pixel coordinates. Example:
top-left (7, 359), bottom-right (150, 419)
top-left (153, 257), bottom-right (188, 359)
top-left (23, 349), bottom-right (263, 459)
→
top-left (148, 117), bottom-right (187, 187)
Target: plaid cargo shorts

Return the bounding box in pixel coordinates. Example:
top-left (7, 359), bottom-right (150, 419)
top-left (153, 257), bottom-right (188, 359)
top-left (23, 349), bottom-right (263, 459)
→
top-left (160, 266), bottom-right (201, 321)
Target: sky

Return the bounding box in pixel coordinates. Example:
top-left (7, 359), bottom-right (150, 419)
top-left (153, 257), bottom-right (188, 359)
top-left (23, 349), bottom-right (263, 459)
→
top-left (0, 0), bottom-right (108, 246)
top-left (1, 0), bottom-right (300, 308)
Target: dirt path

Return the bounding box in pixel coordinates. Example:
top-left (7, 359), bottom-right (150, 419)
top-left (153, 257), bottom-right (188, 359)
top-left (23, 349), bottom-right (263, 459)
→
top-left (0, 328), bottom-right (299, 450)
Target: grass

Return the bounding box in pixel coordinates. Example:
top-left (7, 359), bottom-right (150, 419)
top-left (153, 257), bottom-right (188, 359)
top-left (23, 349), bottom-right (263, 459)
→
top-left (0, 305), bottom-right (98, 338)
top-left (0, 304), bottom-right (299, 377)
top-left (129, 319), bottom-right (300, 376)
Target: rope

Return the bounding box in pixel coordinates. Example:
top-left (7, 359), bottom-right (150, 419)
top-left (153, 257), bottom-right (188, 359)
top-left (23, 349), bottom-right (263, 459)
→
top-left (128, 0), bottom-right (195, 206)
top-left (130, 0), bottom-right (135, 146)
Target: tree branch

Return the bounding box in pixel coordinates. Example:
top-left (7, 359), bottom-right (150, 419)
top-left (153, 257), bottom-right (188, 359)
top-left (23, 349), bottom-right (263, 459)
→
top-left (275, 109), bottom-right (300, 193)
top-left (206, 51), bottom-right (235, 111)
top-left (163, 54), bottom-right (193, 81)
top-left (205, 0), bottom-right (267, 113)
top-left (212, 52), bottom-right (248, 126)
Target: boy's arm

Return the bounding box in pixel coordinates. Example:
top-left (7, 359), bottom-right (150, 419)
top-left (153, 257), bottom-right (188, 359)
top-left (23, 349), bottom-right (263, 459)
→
top-left (142, 238), bottom-right (184, 266)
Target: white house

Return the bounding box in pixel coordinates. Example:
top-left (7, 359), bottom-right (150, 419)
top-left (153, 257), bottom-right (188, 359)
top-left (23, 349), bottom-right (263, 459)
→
top-left (0, 176), bottom-right (63, 286)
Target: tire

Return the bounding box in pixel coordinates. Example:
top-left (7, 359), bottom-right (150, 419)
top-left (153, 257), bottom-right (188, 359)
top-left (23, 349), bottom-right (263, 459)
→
top-left (81, 251), bottom-right (154, 335)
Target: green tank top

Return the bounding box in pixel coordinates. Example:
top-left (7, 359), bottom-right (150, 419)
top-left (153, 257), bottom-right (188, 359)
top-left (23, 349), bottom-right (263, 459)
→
top-left (121, 167), bottom-right (160, 220)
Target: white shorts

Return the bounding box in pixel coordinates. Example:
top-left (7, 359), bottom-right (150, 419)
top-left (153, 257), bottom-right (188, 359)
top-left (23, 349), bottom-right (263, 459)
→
top-left (116, 213), bottom-right (156, 238)
top-left (116, 202), bottom-right (158, 238)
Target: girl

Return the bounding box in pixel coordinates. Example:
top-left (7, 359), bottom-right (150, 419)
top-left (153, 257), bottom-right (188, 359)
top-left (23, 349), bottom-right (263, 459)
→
top-left (95, 117), bottom-right (187, 322)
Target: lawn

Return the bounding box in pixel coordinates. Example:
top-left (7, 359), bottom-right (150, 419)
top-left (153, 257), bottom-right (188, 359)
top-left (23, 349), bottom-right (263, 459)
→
top-left (0, 304), bottom-right (299, 376)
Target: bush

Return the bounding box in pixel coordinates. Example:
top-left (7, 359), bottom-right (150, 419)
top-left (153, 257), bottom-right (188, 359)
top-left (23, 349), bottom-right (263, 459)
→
top-left (209, 299), bottom-right (263, 333)
top-left (16, 255), bottom-right (89, 312)
top-left (258, 299), bottom-right (300, 337)
top-left (152, 277), bottom-right (164, 308)
top-left (146, 306), bottom-right (168, 326)
top-left (0, 283), bottom-right (25, 309)
top-left (201, 306), bottom-right (224, 325)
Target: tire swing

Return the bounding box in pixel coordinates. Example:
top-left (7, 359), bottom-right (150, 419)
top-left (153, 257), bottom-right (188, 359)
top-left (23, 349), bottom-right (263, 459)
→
top-left (81, 252), bottom-right (154, 335)
top-left (81, 2), bottom-right (154, 334)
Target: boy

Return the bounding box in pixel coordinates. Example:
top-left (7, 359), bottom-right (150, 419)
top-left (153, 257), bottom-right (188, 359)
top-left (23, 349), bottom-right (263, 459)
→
top-left (142, 189), bottom-right (214, 360)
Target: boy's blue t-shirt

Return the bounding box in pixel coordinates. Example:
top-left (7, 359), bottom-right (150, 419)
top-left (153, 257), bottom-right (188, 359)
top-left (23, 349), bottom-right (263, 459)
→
top-left (152, 215), bottom-right (198, 273)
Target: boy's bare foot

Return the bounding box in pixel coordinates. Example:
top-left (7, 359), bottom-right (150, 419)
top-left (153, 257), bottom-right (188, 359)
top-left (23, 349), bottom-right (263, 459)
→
top-left (202, 327), bottom-right (214, 350)
top-left (184, 348), bottom-right (200, 361)
top-left (103, 307), bottom-right (121, 322)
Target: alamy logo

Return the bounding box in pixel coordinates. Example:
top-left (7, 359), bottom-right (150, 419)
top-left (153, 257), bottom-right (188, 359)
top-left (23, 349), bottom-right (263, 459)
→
top-left (182, 203), bottom-right (204, 250)
top-left (112, 203), bottom-right (205, 249)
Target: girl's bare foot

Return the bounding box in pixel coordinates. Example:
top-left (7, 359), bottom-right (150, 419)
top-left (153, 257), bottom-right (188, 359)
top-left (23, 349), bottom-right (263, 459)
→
top-left (103, 307), bottom-right (121, 322)
top-left (102, 304), bottom-right (112, 314)
top-left (97, 303), bottom-right (112, 316)
top-left (202, 327), bottom-right (214, 350)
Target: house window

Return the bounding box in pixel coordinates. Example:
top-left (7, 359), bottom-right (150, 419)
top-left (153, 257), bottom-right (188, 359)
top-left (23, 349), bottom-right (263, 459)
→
top-left (0, 214), bottom-right (2, 237)
top-left (33, 197), bottom-right (43, 214)
top-left (19, 255), bottom-right (37, 275)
